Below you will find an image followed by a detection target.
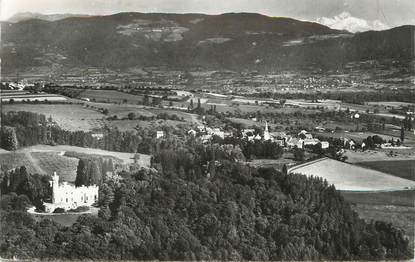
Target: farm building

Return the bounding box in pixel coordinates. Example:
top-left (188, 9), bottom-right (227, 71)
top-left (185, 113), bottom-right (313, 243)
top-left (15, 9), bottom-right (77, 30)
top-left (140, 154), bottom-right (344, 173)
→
top-left (156, 131), bottom-right (165, 139)
top-left (188, 129), bottom-right (197, 136)
top-left (298, 130), bottom-right (313, 139)
top-left (321, 141), bottom-right (330, 149)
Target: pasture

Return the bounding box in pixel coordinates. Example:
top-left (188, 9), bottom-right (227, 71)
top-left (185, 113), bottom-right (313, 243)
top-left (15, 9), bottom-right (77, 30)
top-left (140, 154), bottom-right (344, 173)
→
top-left (3, 103), bottom-right (105, 131)
top-left (25, 145), bottom-right (151, 167)
top-left (342, 190), bottom-right (415, 250)
top-left (247, 158), bottom-right (295, 170)
top-left (289, 158), bottom-right (415, 191)
top-left (96, 104), bottom-right (156, 118)
top-left (84, 102), bottom-right (201, 130)
top-left (0, 90), bottom-right (67, 102)
top-left (367, 101), bottom-right (415, 108)
top-left (108, 119), bottom-right (189, 131)
top-left (31, 152), bottom-right (79, 182)
top-left (357, 160), bottom-right (415, 181)
top-left (0, 145), bottom-right (151, 182)
top-left (342, 190), bottom-right (415, 207)
top-left (344, 149), bottom-right (415, 163)
top-left (0, 152), bottom-right (41, 174)
top-left (0, 150), bottom-right (79, 182)
top-left (81, 89), bottom-right (144, 104)
top-left (318, 130), bottom-right (398, 143)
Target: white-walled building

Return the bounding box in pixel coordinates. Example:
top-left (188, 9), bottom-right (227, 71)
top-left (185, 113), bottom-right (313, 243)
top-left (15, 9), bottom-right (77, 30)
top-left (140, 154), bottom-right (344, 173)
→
top-left (321, 141), bottom-right (330, 149)
top-left (287, 137), bottom-right (303, 148)
top-left (188, 129), bottom-right (197, 136)
top-left (303, 138), bottom-right (320, 146)
top-left (156, 131), bottom-right (165, 139)
top-left (44, 173), bottom-right (99, 212)
top-left (263, 121), bottom-right (271, 141)
top-left (298, 130), bottom-right (313, 139)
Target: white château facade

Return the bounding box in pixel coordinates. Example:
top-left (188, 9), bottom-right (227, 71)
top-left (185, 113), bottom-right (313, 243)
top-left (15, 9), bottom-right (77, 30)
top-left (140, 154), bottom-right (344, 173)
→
top-left (44, 172), bottom-right (99, 212)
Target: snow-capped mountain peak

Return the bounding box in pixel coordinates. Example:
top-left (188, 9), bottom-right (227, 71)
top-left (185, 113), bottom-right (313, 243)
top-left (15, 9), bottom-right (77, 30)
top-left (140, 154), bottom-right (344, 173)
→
top-left (317, 12), bottom-right (389, 33)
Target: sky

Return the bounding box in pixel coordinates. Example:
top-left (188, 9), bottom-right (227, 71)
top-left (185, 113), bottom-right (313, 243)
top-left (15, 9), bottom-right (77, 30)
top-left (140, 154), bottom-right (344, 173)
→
top-left (1, 0), bottom-right (414, 32)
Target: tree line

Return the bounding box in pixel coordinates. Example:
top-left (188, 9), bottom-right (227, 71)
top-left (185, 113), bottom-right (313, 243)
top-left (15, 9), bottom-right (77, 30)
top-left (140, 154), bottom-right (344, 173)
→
top-left (0, 111), bottom-right (412, 260)
top-left (0, 111), bottom-right (165, 153)
top-left (0, 155), bottom-right (412, 260)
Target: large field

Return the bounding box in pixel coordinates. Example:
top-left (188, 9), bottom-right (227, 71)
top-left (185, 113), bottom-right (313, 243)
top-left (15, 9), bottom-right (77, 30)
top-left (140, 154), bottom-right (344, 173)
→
top-left (108, 119), bottom-right (189, 131)
top-left (342, 190), bottom-right (415, 207)
top-left (0, 90), bottom-right (67, 102)
top-left (342, 190), bottom-right (415, 250)
top-left (23, 145), bottom-right (151, 166)
top-left (0, 152), bottom-right (42, 175)
top-left (344, 149), bottom-right (415, 163)
top-left (357, 160), bottom-right (415, 181)
top-left (89, 102), bottom-right (156, 118)
top-left (3, 103), bottom-right (105, 131)
top-left (4, 101), bottom-right (200, 133)
top-left (289, 157), bottom-right (415, 191)
top-left (0, 151), bottom-right (78, 181)
top-left (81, 89), bottom-right (144, 104)
top-left (367, 101), bottom-right (415, 108)
top-left (30, 152), bottom-right (79, 182)
top-left (0, 145), bottom-right (151, 182)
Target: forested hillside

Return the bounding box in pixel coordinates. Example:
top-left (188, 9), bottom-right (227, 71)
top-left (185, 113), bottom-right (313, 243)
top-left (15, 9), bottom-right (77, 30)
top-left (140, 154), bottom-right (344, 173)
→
top-left (0, 163), bottom-right (411, 260)
top-left (2, 12), bottom-right (413, 72)
top-left (0, 111), bottom-right (412, 260)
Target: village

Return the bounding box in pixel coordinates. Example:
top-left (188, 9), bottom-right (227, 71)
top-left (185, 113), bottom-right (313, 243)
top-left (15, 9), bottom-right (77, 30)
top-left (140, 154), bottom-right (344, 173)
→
top-left (1, 5), bottom-right (415, 260)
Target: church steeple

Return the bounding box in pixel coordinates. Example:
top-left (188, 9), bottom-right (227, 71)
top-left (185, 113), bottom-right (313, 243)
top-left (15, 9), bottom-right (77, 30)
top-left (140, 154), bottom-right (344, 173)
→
top-left (264, 121), bottom-right (271, 141)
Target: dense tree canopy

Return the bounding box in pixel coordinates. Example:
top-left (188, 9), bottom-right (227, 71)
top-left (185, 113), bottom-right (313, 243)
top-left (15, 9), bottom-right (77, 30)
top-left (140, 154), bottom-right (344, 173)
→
top-left (0, 111), bottom-right (412, 260)
top-left (0, 126), bottom-right (19, 151)
top-left (0, 147), bottom-right (412, 260)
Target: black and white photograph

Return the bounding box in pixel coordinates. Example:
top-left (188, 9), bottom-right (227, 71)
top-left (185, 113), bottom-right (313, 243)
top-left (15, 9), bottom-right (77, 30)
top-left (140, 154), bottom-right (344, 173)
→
top-left (0, 0), bottom-right (414, 260)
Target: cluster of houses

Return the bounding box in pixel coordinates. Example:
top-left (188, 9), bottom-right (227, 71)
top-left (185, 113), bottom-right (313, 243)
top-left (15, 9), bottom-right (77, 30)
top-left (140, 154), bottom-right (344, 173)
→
top-left (187, 121), bottom-right (331, 149)
top-left (188, 125), bottom-right (233, 142)
top-left (244, 124), bottom-right (330, 149)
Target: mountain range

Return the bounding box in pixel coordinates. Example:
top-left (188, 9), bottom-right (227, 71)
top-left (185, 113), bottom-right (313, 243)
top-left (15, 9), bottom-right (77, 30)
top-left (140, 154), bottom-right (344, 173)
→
top-left (1, 12), bottom-right (413, 74)
top-left (7, 12), bottom-right (91, 23)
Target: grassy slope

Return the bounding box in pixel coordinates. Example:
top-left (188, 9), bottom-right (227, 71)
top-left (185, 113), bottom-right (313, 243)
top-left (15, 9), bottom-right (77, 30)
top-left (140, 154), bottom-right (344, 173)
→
top-left (3, 103), bottom-right (105, 131)
top-left (357, 160), bottom-right (415, 181)
top-left (342, 190), bottom-right (415, 250)
top-left (341, 190), bottom-right (415, 207)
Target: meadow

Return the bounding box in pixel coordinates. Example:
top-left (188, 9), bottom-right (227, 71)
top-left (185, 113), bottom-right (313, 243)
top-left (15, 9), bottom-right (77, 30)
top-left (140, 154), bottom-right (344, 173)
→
top-left (342, 190), bottom-right (415, 207)
top-left (81, 89), bottom-right (144, 104)
top-left (0, 145), bottom-right (151, 182)
top-left (0, 90), bottom-right (67, 102)
top-left (345, 149), bottom-right (415, 163)
top-left (289, 158), bottom-right (415, 191)
top-left (342, 190), bottom-right (415, 250)
top-left (0, 152), bottom-right (41, 174)
top-left (3, 103), bottom-right (105, 131)
top-left (357, 160), bottom-right (414, 181)
top-left (0, 150), bottom-right (78, 181)
top-left (31, 152), bottom-right (79, 182)
top-left (367, 101), bottom-right (415, 108)
top-left (26, 145), bottom-right (151, 167)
